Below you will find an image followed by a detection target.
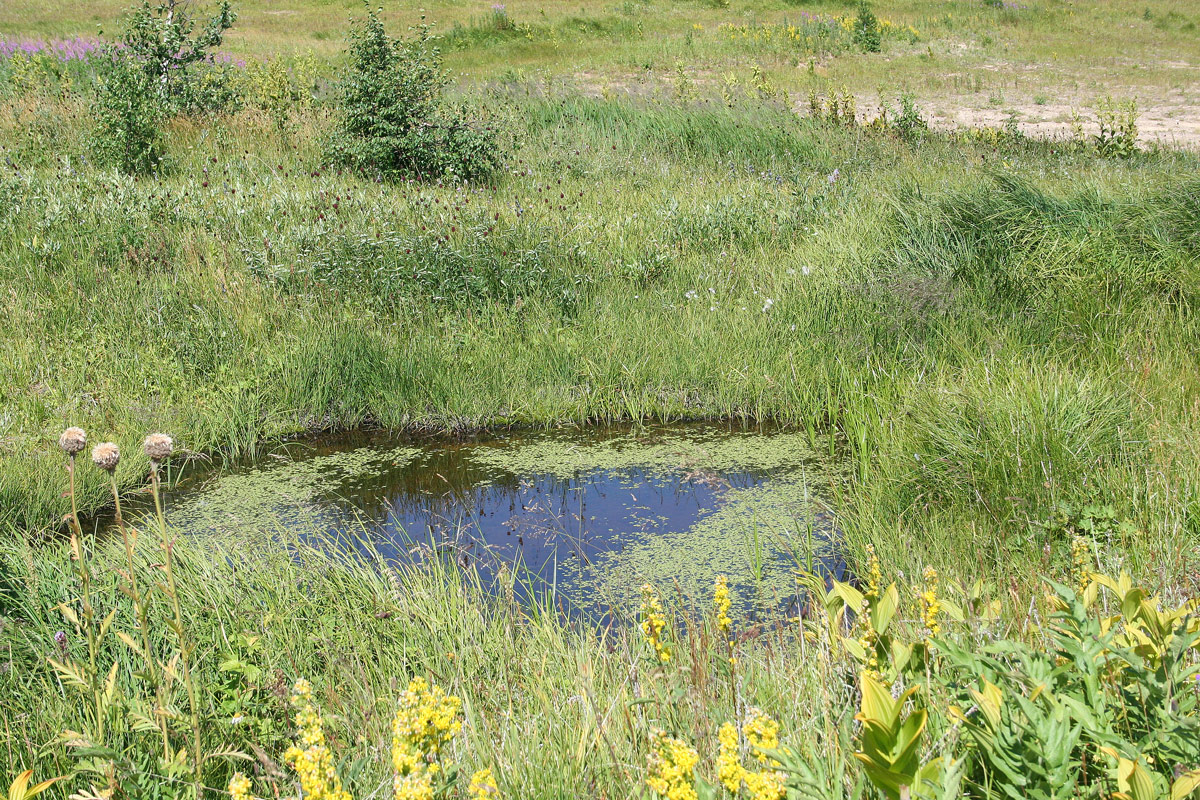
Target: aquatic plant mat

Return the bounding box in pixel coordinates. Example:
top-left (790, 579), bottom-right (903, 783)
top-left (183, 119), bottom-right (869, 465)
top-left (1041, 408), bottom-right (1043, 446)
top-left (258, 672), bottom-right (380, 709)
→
top-left (99, 423), bottom-right (845, 617)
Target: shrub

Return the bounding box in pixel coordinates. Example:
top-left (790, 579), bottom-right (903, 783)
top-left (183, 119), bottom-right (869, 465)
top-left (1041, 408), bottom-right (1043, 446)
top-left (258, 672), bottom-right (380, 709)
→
top-left (90, 0), bottom-right (240, 171)
top-left (1094, 96), bottom-right (1138, 158)
top-left (117, 0), bottom-right (238, 111)
top-left (90, 49), bottom-right (167, 173)
top-left (327, 9), bottom-right (505, 182)
top-left (853, 0), bottom-right (883, 53)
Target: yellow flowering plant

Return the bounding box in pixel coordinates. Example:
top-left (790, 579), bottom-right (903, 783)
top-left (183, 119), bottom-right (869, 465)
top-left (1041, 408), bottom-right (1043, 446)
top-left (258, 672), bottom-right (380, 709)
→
top-left (645, 730), bottom-right (700, 800)
top-left (640, 584), bottom-right (672, 664)
top-left (283, 679), bottom-right (352, 800)
top-left (712, 710), bottom-right (789, 800)
top-left (251, 677), bottom-right (499, 800)
top-left (391, 677), bottom-right (464, 800)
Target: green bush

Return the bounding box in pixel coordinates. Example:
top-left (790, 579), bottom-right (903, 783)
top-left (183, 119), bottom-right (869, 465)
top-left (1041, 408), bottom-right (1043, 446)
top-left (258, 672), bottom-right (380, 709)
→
top-left (90, 0), bottom-right (241, 172)
top-left (853, 0), bottom-right (883, 53)
top-left (117, 0), bottom-right (238, 112)
top-left (327, 9), bottom-right (506, 182)
top-left (89, 49), bottom-right (167, 173)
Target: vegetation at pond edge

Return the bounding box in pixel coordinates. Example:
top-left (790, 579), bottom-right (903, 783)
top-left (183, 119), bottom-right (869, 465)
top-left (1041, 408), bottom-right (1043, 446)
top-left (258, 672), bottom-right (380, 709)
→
top-left (0, 439), bottom-right (1197, 799)
top-left (0, 0), bottom-right (1199, 795)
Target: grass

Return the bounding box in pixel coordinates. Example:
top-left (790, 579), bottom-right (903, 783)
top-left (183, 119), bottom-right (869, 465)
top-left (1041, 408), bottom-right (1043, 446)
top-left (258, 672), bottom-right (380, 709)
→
top-left (1, 0), bottom-right (1200, 795)
top-left (2, 0), bottom-right (1197, 138)
top-left (1, 476), bottom-right (1196, 799)
top-left (3, 89), bottom-right (1198, 593)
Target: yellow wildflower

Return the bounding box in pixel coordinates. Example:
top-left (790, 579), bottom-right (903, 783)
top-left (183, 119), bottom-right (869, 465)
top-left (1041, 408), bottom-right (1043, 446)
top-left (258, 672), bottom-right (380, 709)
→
top-left (390, 677), bottom-right (462, 800)
top-left (228, 773), bottom-right (254, 800)
top-left (1071, 535), bottom-right (1092, 594)
top-left (743, 708), bottom-right (779, 764)
top-left (918, 566), bottom-right (941, 639)
top-left (743, 768), bottom-right (786, 800)
top-left (863, 545), bottom-right (882, 600)
top-left (856, 597), bottom-right (880, 681)
top-left (392, 768), bottom-right (433, 800)
top-left (714, 575), bottom-right (733, 638)
top-left (645, 730), bottom-right (699, 800)
top-left (717, 722), bottom-right (746, 792)
top-left (283, 679), bottom-right (351, 800)
top-left (392, 677), bottom-right (462, 765)
top-left (640, 584), bottom-right (671, 664)
top-left (468, 768), bottom-right (500, 799)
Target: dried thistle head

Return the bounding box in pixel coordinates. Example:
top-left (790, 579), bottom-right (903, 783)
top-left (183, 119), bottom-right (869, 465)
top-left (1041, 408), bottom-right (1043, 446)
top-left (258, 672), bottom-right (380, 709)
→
top-left (91, 442), bottom-right (120, 472)
top-left (143, 433), bottom-right (173, 462)
top-left (59, 427), bottom-right (87, 456)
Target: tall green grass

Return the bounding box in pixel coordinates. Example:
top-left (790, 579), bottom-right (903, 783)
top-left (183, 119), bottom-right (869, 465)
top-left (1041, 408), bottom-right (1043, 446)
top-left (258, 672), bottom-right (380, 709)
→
top-left (1, 88), bottom-right (1198, 594)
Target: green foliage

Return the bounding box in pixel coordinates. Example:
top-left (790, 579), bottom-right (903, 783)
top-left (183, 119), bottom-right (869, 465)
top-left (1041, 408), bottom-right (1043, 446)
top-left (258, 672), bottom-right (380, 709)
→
top-left (1095, 97), bottom-right (1139, 158)
top-left (90, 0), bottom-right (240, 171)
top-left (89, 48), bottom-right (167, 173)
top-left (853, 0), bottom-right (883, 53)
top-left (328, 9), bottom-right (505, 181)
top-left (241, 54), bottom-right (319, 132)
top-left (116, 0), bottom-right (238, 111)
top-left (1036, 498), bottom-right (1137, 543)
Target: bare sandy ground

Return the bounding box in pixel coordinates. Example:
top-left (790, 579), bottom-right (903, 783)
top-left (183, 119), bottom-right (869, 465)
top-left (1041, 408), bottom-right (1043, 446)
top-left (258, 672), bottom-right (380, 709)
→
top-left (912, 99), bottom-right (1200, 148)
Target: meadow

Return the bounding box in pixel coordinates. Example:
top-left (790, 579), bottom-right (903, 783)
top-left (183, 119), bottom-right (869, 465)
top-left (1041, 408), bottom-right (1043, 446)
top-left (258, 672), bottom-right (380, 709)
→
top-left (1, 0), bottom-right (1199, 797)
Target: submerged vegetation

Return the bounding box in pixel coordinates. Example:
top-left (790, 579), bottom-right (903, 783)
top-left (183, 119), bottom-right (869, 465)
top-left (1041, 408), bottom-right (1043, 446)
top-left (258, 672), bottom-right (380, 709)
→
top-left (1, 0), bottom-right (1199, 795)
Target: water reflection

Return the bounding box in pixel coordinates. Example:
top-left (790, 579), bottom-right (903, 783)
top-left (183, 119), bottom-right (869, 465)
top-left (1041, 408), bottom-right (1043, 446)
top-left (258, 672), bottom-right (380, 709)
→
top-left (116, 423), bottom-right (844, 615)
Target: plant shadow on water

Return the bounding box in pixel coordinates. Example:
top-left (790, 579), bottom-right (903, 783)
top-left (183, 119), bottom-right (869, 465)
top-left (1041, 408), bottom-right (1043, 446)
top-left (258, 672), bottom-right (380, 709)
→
top-left (103, 422), bottom-right (847, 621)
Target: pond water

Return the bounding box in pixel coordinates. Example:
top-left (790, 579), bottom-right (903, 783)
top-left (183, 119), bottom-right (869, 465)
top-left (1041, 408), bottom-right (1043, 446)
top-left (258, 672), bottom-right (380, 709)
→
top-left (118, 423), bottom-right (844, 617)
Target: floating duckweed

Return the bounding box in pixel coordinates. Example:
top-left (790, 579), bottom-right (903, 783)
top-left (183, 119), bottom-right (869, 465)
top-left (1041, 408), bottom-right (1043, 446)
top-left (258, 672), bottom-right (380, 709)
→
top-left (468, 428), bottom-right (825, 480)
top-left (564, 475), bottom-right (835, 610)
top-left (162, 444), bottom-right (422, 532)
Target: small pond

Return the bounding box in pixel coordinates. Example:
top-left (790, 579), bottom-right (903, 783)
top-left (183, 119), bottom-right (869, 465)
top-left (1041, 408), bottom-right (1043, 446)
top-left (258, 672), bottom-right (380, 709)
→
top-left (117, 423), bottom-right (845, 617)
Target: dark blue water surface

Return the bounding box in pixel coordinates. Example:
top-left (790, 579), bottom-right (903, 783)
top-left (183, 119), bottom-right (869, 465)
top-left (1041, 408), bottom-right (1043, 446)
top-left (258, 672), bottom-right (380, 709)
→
top-left (118, 423), bottom-right (843, 615)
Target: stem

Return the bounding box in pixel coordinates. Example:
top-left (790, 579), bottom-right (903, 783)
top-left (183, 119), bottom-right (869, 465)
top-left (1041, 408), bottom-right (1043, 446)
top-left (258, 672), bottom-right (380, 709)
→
top-left (109, 471), bottom-right (166, 756)
top-left (68, 456), bottom-right (104, 743)
top-left (152, 464), bottom-right (203, 798)
top-left (68, 455), bottom-right (81, 537)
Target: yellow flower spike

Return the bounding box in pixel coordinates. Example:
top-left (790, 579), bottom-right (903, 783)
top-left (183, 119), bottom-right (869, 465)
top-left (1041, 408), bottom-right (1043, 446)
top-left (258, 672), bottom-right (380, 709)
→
top-left (645, 730), bottom-right (700, 800)
top-left (714, 575), bottom-right (733, 639)
top-left (468, 768), bottom-right (500, 800)
top-left (284, 679), bottom-right (351, 800)
top-left (743, 708), bottom-right (780, 765)
top-left (228, 773), bottom-right (254, 800)
top-left (1071, 535), bottom-right (1093, 595)
top-left (392, 768), bottom-right (434, 800)
top-left (917, 566), bottom-right (941, 640)
top-left (391, 676), bottom-right (463, 800)
top-left (716, 722), bottom-right (747, 793)
top-left (743, 768), bottom-right (787, 800)
top-left (640, 584), bottom-right (672, 664)
top-left (863, 545), bottom-right (883, 600)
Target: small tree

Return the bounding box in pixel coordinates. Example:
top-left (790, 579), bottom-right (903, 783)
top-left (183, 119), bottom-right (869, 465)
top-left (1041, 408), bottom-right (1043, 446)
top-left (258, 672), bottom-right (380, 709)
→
top-left (91, 0), bottom-right (238, 172)
top-left (328, 8), bottom-right (505, 181)
top-left (853, 0), bottom-right (882, 53)
top-left (91, 47), bottom-right (166, 173)
top-left (119, 0), bottom-right (236, 101)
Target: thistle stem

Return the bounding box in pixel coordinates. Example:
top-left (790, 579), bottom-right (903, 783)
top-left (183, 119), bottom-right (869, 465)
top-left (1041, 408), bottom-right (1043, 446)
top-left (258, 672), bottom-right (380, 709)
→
top-left (151, 463), bottom-right (203, 798)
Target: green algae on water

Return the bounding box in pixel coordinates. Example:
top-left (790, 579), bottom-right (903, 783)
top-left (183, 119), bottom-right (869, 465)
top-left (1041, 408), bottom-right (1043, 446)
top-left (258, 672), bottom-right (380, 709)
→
top-left (561, 473), bottom-right (836, 613)
top-left (468, 428), bottom-right (825, 480)
top-left (157, 445), bottom-right (422, 532)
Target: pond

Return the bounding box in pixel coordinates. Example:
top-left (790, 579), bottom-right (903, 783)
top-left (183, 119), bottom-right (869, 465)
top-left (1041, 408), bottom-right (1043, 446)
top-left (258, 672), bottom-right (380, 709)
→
top-left (116, 423), bottom-right (845, 618)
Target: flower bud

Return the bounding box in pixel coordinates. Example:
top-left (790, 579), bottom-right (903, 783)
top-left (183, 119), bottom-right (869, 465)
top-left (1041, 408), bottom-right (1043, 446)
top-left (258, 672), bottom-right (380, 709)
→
top-left (143, 433), bottom-right (173, 462)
